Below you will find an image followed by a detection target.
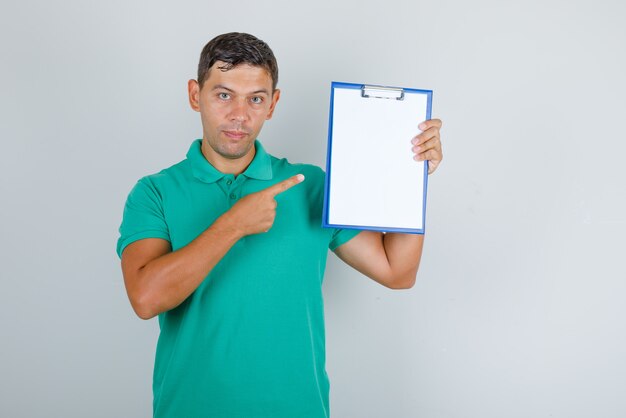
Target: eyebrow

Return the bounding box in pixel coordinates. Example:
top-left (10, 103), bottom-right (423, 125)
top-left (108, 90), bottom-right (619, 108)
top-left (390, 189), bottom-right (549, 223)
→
top-left (212, 84), bottom-right (270, 95)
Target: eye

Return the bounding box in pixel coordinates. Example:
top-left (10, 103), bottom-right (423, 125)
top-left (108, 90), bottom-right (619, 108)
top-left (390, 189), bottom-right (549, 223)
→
top-left (218, 92), bottom-right (230, 100)
top-left (250, 96), bottom-right (263, 104)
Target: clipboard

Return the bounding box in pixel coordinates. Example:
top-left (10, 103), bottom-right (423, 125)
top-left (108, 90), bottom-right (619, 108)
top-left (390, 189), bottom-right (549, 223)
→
top-left (322, 81), bottom-right (433, 234)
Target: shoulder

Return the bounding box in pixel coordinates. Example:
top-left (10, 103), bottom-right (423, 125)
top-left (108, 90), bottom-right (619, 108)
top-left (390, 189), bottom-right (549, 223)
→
top-left (136, 159), bottom-right (190, 189)
top-left (270, 156), bottom-right (325, 184)
top-left (126, 158), bottom-right (190, 201)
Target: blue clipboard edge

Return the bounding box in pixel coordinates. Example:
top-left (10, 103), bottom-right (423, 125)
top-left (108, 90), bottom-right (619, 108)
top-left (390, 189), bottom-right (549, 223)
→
top-left (322, 81), bottom-right (433, 235)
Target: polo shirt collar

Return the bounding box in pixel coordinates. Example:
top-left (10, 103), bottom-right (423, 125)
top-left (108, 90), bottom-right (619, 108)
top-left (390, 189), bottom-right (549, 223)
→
top-left (187, 139), bottom-right (273, 183)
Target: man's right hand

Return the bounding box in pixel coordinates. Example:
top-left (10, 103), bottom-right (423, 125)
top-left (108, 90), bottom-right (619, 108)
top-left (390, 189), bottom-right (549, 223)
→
top-left (221, 174), bottom-right (305, 237)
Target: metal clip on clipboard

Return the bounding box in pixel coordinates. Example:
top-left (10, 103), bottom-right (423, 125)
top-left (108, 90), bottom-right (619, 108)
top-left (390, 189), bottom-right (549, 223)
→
top-left (361, 85), bottom-right (405, 101)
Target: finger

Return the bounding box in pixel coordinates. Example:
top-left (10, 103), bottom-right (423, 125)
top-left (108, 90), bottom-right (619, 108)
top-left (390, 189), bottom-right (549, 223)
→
top-left (265, 174), bottom-right (305, 196)
top-left (414, 149), bottom-right (443, 163)
top-left (412, 136), bottom-right (441, 154)
top-left (418, 118), bottom-right (442, 131)
top-left (411, 126), bottom-right (440, 146)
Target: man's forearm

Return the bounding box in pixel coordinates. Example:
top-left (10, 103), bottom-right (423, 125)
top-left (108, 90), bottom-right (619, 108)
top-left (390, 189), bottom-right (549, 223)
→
top-left (333, 230), bottom-right (424, 289)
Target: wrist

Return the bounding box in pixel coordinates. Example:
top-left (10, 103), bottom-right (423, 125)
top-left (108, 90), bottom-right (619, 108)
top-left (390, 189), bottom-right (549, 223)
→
top-left (213, 211), bottom-right (246, 241)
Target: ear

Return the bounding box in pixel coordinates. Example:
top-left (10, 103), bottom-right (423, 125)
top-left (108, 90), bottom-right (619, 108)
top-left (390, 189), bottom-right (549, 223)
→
top-left (266, 89), bottom-right (281, 120)
top-left (188, 79), bottom-right (200, 112)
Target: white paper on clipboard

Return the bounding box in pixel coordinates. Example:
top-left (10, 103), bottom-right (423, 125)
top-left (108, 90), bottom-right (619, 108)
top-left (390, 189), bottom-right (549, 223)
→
top-left (322, 82), bottom-right (433, 234)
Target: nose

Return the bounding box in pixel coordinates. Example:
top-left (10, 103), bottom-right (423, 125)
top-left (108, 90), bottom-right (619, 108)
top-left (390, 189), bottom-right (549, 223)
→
top-left (228, 98), bottom-right (248, 122)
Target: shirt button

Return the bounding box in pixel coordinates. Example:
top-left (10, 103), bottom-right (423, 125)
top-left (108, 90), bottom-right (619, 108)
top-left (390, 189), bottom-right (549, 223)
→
top-left (226, 179), bottom-right (232, 185)
top-left (230, 193), bottom-right (237, 200)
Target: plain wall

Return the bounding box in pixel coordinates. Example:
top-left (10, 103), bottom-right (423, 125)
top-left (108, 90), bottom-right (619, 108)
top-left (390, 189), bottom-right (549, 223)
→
top-left (1, 0), bottom-right (625, 417)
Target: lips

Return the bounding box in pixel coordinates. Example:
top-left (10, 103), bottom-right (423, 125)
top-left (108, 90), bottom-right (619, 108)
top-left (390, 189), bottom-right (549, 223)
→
top-left (223, 130), bottom-right (248, 139)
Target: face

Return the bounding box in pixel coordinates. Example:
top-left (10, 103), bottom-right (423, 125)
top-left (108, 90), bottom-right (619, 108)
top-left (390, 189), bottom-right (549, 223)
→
top-left (188, 62), bottom-right (280, 169)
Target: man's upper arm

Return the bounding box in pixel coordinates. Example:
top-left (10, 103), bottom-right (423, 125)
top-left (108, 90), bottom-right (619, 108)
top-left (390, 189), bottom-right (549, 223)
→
top-left (117, 176), bottom-right (173, 314)
top-left (122, 238), bottom-right (171, 271)
top-left (121, 238), bottom-right (171, 288)
top-left (117, 177), bottom-right (171, 258)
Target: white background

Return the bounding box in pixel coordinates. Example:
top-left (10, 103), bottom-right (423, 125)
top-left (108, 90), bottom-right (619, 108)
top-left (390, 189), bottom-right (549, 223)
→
top-left (1, 0), bottom-right (625, 417)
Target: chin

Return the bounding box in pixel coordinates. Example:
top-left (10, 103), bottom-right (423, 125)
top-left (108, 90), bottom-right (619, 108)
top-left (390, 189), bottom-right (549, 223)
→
top-left (218, 143), bottom-right (254, 160)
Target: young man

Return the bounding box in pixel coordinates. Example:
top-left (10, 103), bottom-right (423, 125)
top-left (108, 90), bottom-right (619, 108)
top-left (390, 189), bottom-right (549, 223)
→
top-left (117, 32), bottom-right (443, 418)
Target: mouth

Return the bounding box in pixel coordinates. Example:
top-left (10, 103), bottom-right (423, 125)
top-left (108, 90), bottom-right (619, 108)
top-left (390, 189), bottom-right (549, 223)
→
top-left (222, 130), bottom-right (249, 140)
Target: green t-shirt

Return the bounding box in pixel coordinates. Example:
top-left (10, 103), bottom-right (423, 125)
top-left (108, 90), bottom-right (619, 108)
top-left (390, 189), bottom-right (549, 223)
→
top-left (117, 139), bottom-right (360, 418)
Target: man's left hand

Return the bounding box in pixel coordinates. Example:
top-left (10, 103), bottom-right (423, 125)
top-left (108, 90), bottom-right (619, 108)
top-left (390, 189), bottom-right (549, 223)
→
top-left (412, 119), bottom-right (443, 174)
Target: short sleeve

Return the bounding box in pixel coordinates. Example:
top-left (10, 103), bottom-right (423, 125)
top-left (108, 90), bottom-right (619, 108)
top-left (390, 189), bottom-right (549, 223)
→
top-left (116, 177), bottom-right (171, 258)
top-left (329, 228), bottom-right (362, 251)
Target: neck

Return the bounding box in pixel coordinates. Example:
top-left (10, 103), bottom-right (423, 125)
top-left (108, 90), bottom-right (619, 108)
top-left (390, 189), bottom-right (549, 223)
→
top-left (200, 140), bottom-right (256, 176)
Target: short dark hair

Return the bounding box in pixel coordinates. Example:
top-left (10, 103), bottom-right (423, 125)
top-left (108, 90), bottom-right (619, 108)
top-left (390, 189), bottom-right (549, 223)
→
top-left (197, 32), bottom-right (279, 90)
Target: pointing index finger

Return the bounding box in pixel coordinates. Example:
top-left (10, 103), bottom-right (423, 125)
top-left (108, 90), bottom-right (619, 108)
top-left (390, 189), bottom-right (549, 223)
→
top-left (265, 174), bottom-right (305, 196)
